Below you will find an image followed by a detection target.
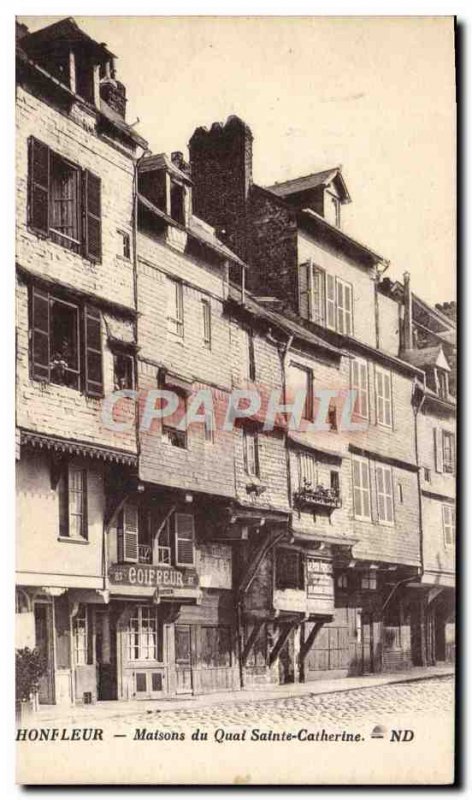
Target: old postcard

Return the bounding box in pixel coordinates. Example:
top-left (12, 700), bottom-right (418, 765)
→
top-left (15, 15), bottom-right (456, 785)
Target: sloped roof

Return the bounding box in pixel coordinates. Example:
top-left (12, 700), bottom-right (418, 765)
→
top-left (20, 16), bottom-right (115, 59)
top-left (266, 167), bottom-right (351, 204)
top-left (139, 153), bottom-right (193, 185)
top-left (402, 346), bottom-right (451, 371)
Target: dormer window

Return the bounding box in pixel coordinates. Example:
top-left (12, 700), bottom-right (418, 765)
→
top-left (436, 368), bottom-right (449, 400)
top-left (325, 191), bottom-right (340, 227)
top-left (170, 181), bottom-right (185, 225)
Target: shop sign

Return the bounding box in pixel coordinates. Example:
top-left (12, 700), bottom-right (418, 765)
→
top-left (306, 558), bottom-right (334, 599)
top-left (109, 563), bottom-right (198, 590)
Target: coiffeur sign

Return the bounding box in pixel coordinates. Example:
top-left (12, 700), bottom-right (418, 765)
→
top-left (109, 563), bottom-right (198, 590)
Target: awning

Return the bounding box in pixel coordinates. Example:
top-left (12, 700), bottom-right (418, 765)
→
top-left (19, 429), bottom-right (137, 467)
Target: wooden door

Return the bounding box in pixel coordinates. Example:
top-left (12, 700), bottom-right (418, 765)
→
top-left (175, 625), bottom-right (193, 694)
top-left (95, 609), bottom-right (117, 701)
top-left (34, 602), bottom-right (55, 704)
top-left (361, 612), bottom-right (374, 674)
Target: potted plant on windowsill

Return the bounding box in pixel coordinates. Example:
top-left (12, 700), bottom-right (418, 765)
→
top-left (15, 647), bottom-right (47, 723)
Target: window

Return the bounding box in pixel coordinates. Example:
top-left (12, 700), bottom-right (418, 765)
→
top-left (325, 192), bottom-right (340, 227)
top-left (166, 277), bottom-right (184, 337)
top-left (201, 627), bottom-right (232, 668)
top-left (170, 181), bottom-right (185, 225)
top-left (328, 401), bottom-right (337, 431)
top-left (375, 366), bottom-right (393, 427)
top-left (376, 464), bottom-right (394, 524)
top-left (299, 263), bottom-right (353, 335)
top-left (162, 391), bottom-right (187, 449)
top-left (330, 470), bottom-right (340, 496)
top-left (72, 606), bottom-right (88, 665)
top-left (352, 456), bottom-right (371, 520)
top-left (157, 520), bottom-right (172, 566)
top-left (442, 505), bottom-right (455, 547)
top-left (298, 451), bottom-right (317, 490)
top-left (118, 230), bottom-right (131, 259)
top-left (442, 432), bottom-right (455, 474)
top-left (397, 482), bottom-right (404, 503)
top-left (127, 606), bottom-right (163, 662)
top-left (113, 351), bottom-right (135, 390)
top-left (424, 467), bottom-right (431, 483)
top-left (243, 430), bottom-right (260, 478)
top-left (59, 467), bottom-right (88, 540)
top-left (335, 277), bottom-right (353, 335)
top-left (337, 573), bottom-right (348, 590)
top-left (28, 137), bottom-right (101, 261)
top-left (242, 329), bottom-right (256, 381)
top-left (275, 548), bottom-right (304, 590)
top-left (436, 369), bottom-right (449, 400)
top-left (361, 571), bottom-right (377, 591)
top-left (201, 299), bottom-right (212, 349)
top-left (204, 409), bottom-right (215, 444)
top-left (351, 357), bottom-right (369, 419)
top-left (30, 286), bottom-right (103, 396)
top-left (174, 513), bottom-right (195, 567)
top-left (287, 363), bottom-right (313, 421)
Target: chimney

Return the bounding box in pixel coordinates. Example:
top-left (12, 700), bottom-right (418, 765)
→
top-left (171, 151), bottom-right (190, 175)
top-left (403, 271), bottom-right (413, 350)
top-left (189, 115), bottom-right (253, 259)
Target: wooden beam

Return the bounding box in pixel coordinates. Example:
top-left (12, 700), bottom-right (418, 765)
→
top-left (268, 622), bottom-right (295, 667)
top-left (299, 620), bottom-right (325, 663)
top-left (241, 621), bottom-right (264, 666)
top-left (238, 528), bottom-right (286, 597)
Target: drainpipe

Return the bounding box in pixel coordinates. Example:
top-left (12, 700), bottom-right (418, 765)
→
top-left (413, 380), bottom-right (427, 664)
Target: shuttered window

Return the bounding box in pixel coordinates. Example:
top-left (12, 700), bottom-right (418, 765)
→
top-left (243, 430), bottom-right (259, 477)
top-left (298, 261), bottom-right (326, 325)
top-left (118, 503), bottom-right (139, 563)
top-left (83, 170), bottom-right (102, 261)
top-left (167, 277), bottom-right (184, 337)
top-left (375, 366), bottom-right (393, 427)
top-left (174, 513), bottom-right (195, 567)
top-left (351, 357), bottom-right (369, 419)
top-left (201, 298), bottom-right (212, 349)
top-left (28, 137), bottom-right (101, 261)
top-left (287, 362), bottom-right (313, 421)
top-left (352, 456), bottom-right (371, 520)
top-left (30, 287), bottom-right (103, 396)
top-left (298, 451), bottom-right (317, 490)
top-left (376, 464), bottom-right (394, 524)
top-left (326, 274), bottom-right (336, 330)
top-left (336, 277), bottom-right (353, 335)
top-left (442, 432), bottom-right (455, 474)
top-left (442, 505), bottom-right (455, 547)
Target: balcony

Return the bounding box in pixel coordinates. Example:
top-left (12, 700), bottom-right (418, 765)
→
top-left (293, 482), bottom-right (341, 512)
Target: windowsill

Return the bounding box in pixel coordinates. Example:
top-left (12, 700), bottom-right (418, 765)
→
top-left (57, 536), bottom-right (89, 545)
top-left (27, 225), bottom-right (99, 265)
top-left (377, 422), bottom-right (393, 431)
top-left (353, 515), bottom-right (372, 523)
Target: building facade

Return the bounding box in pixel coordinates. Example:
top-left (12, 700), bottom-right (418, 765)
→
top-left (15, 20), bottom-right (456, 707)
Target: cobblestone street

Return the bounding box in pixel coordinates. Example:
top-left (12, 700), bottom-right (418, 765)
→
top-left (92, 675), bottom-right (453, 732)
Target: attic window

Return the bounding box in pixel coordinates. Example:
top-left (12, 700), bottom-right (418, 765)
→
top-left (170, 181), bottom-right (185, 225)
top-left (325, 191), bottom-right (340, 227)
top-left (436, 369), bottom-right (449, 400)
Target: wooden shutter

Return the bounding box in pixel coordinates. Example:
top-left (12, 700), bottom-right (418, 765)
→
top-left (31, 286), bottom-right (50, 381)
top-left (175, 513), bottom-right (195, 566)
top-left (83, 170), bottom-right (102, 261)
top-left (28, 137), bottom-right (50, 236)
top-left (434, 428), bottom-right (444, 473)
top-left (344, 283), bottom-right (353, 335)
top-left (326, 274), bottom-right (336, 329)
top-left (298, 261), bottom-right (310, 318)
top-left (83, 306), bottom-right (103, 397)
top-left (312, 267), bottom-right (326, 325)
top-left (119, 504), bottom-right (139, 562)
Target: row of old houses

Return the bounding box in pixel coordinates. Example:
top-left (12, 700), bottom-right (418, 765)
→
top-left (15, 18), bottom-right (456, 706)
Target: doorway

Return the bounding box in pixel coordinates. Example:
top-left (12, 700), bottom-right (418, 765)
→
top-left (34, 602), bottom-right (55, 704)
top-left (95, 609), bottom-right (117, 700)
top-left (361, 612), bottom-right (374, 674)
top-left (175, 625), bottom-right (193, 694)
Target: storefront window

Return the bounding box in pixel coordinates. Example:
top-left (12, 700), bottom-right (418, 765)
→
top-left (127, 606), bottom-right (163, 662)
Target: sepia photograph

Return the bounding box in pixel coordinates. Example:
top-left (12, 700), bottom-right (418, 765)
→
top-left (13, 13), bottom-right (456, 786)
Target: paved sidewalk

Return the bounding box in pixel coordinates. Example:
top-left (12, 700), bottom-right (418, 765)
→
top-left (31, 664), bottom-right (454, 725)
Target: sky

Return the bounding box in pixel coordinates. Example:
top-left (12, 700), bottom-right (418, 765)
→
top-left (19, 15), bottom-right (456, 305)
